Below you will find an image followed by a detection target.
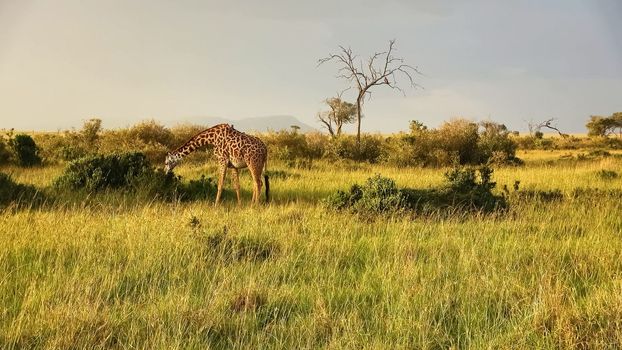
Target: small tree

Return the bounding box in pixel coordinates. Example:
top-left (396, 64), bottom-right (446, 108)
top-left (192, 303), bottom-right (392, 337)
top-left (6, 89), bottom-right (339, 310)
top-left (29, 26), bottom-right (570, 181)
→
top-left (317, 94), bottom-right (357, 138)
top-left (319, 39), bottom-right (421, 146)
top-left (81, 118), bottom-right (102, 149)
top-left (9, 134), bottom-right (42, 167)
top-left (587, 113), bottom-right (622, 137)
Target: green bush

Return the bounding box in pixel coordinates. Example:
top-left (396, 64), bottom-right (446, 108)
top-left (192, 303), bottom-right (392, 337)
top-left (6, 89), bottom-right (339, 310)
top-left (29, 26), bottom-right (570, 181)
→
top-left (326, 166), bottom-right (507, 215)
top-left (262, 129), bottom-right (312, 162)
top-left (9, 134), bottom-right (42, 167)
top-left (435, 119), bottom-right (480, 164)
top-left (325, 175), bottom-right (404, 214)
top-left (380, 135), bottom-right (422, 167)
top-left (54, 152), bottom-right (153, 191)
top-left (477, 121), bottom-right (521, 165)
top-left (129, 120), bottom-right (174, 147)
top-left (0, 172), bottom-right (44, 209)
top-left (380, 120), bottom-right (520, 167)
top-left (0, 138), bottom-right (10, 165)
top-left (53, 152), bottom-right (216, 201)
top-left (439, 166), bottom-right (506, 212)
top-left (326, 134), bottom-right (383, 163)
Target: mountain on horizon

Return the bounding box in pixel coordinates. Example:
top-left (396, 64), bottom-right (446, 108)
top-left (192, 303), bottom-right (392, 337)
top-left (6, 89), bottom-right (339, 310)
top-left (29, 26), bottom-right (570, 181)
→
top-left (168, 115), bottom-right (317, 133)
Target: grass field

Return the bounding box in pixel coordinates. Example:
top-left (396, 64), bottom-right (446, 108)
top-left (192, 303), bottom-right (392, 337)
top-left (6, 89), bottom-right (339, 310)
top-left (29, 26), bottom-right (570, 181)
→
top-left (2, 150), bottom-right (622, 349)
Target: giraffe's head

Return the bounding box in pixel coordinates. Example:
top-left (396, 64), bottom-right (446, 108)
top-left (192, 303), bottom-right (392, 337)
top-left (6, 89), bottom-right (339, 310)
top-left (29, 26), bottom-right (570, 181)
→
top-left (164, 152), bottom-right (181, 173)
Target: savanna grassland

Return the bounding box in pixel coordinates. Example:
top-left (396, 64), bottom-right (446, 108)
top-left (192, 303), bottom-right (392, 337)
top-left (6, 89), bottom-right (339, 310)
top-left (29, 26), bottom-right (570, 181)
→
top-left (2, 150), bottom-right (622, 349)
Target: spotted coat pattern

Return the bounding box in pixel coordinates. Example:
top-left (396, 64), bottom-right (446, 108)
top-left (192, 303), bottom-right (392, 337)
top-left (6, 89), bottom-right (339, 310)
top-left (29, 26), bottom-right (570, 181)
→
top-left (165, 124), bottom-right (269, 204)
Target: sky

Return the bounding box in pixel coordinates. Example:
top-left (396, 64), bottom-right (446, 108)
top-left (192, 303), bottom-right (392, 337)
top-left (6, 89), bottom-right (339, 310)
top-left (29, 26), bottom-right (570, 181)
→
top-left (0, 0), bottom-right (621, 133)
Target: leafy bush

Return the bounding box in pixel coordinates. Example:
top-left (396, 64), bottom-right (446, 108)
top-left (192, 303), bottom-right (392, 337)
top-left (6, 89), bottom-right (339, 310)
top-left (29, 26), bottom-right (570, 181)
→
top-left (129, 120), bottom-right (174, 147)
top-left (0, 138), bottom-right (10, 165)
top-left (53, 152), bottom-right (216, 201)
top-left (0, 173), bottom-right (44, 209)
top-left (380, 120), bottom-right (520, 167)
top-left (262, 129), bottom-right (312, 162)
top-left (380, 135), bottom-right (422, 167)
top-left (477, 121), bottom-right (521, 165)
top-left (54, 152), bottom-right (153, 191)
top-left (9, 134), bottom-right (42, 167)
top-left (325, 134), bottom-right (383, 163)
top-left (326, 175), bottom-right (406, 213)
top-left (436, 166), bottom-right (507, 211)
top-left (95, 121), bottom-right (177, 163)
top-left (435, 119), bottom-right (480, 164)
top-left (326, 166), bottom-right (507, 215)
top-left (30, 120), bottom-right (103, 163)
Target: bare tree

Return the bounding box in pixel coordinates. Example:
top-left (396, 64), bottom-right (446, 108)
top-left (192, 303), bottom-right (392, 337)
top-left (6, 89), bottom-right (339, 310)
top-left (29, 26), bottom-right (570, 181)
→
top-left (317, 90), bottom-right (357, 138)
top-left (527, 118), bottom-right (569, 138)
top-left (318, 39), bottom-right (421, 146)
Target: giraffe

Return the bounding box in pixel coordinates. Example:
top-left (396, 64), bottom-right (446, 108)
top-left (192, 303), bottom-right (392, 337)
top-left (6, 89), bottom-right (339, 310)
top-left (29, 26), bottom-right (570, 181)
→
top-left (164, 124), bottom-right (270, 205)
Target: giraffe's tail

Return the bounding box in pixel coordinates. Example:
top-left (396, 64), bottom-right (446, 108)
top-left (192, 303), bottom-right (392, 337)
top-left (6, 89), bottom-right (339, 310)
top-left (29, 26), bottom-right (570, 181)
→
top-left (263, 155), bottom-right (270, 203)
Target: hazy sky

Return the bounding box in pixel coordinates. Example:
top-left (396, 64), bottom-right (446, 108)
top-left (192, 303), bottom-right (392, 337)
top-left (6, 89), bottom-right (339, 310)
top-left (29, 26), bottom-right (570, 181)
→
top-left (1, 0), bottom-right (621, 132)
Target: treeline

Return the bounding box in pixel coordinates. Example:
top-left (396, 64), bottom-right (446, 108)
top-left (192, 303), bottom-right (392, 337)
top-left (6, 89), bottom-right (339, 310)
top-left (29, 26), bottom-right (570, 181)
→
top-left (1, 118), bottom-right (520, 168)
top-left (1, 116), bottom-right (621, 169)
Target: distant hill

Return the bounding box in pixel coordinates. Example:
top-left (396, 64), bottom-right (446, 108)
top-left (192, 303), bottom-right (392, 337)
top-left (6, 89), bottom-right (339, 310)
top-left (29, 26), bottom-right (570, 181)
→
top-left (169, 115), bottom-right (316, 133)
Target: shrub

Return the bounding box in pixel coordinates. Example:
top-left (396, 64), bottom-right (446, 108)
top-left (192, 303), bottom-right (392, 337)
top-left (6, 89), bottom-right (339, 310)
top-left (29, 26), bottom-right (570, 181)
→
top-left (379, 119), bottom-right (521, 167)
top-left (0, 172), bottom-right (44, 209)
top-left (54, 152), bottom-right (153, 191)
top-left (303, 131), bottom-right (330, 159)
top-left (262, 129), bottom-right (312, 162)
top-left (353, 175), bottom-right (405, 213)
top-left (81, 118), bottom-right (102, 149)
top-left (440, 166), bottom-right (507, 212)
top-left (326, 166), bottom-right (506, 215)
top-left (325, 175), bottom-right (406, 213)
top-left (380, 135), bottom-right (422, 167)
top-left (9, 134), bottom-right (42, 167)
top-left (477, 121), bottom-right (520, 165)
top-left (435, 119), bottom-right (480, 164)
top-left (0, 138), bottom-right (10, 165)
top-left (129, 120), bottom-right (174, 147)
top-left (53, 152), bottom-right (216, 201)
top-left (326, 134), bottom-right (382, 163)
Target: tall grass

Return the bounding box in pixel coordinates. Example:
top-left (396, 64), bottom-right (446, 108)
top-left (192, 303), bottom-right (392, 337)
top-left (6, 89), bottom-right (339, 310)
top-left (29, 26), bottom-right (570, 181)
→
top-left (1, 151), bottom-right (622, 348)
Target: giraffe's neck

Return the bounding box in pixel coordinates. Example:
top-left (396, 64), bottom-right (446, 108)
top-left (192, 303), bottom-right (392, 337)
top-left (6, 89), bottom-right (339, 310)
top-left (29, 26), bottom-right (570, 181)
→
top-left (171, 130), bottom-right (218, 159)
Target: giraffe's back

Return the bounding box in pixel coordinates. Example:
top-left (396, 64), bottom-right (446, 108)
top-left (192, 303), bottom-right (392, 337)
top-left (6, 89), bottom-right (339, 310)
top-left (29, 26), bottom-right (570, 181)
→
top-left (224, 127), bottom-right (267, 170)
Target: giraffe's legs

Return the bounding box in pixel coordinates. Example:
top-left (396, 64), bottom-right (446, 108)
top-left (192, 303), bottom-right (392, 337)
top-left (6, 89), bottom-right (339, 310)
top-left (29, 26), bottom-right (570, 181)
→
top-left (231, 168), bottom-right (241, 206)
top-left (248, 165), bottom-right (262, 204)
top-left (215, 165), bottom-right (228, 205)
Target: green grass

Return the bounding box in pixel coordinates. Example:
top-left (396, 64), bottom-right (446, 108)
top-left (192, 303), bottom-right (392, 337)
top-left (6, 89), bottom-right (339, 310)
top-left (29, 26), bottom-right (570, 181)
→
top-left (1, 151), bottom-right (622, 349)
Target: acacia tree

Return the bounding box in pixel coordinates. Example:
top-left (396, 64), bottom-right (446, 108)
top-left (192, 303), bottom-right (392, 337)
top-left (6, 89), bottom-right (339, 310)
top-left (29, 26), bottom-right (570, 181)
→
top-left (318, 39), bottom-right (420, 146)
top-left (586, 113), bottom-right (622, 137)
top-left (317, 93), bottom-right (357, 138)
